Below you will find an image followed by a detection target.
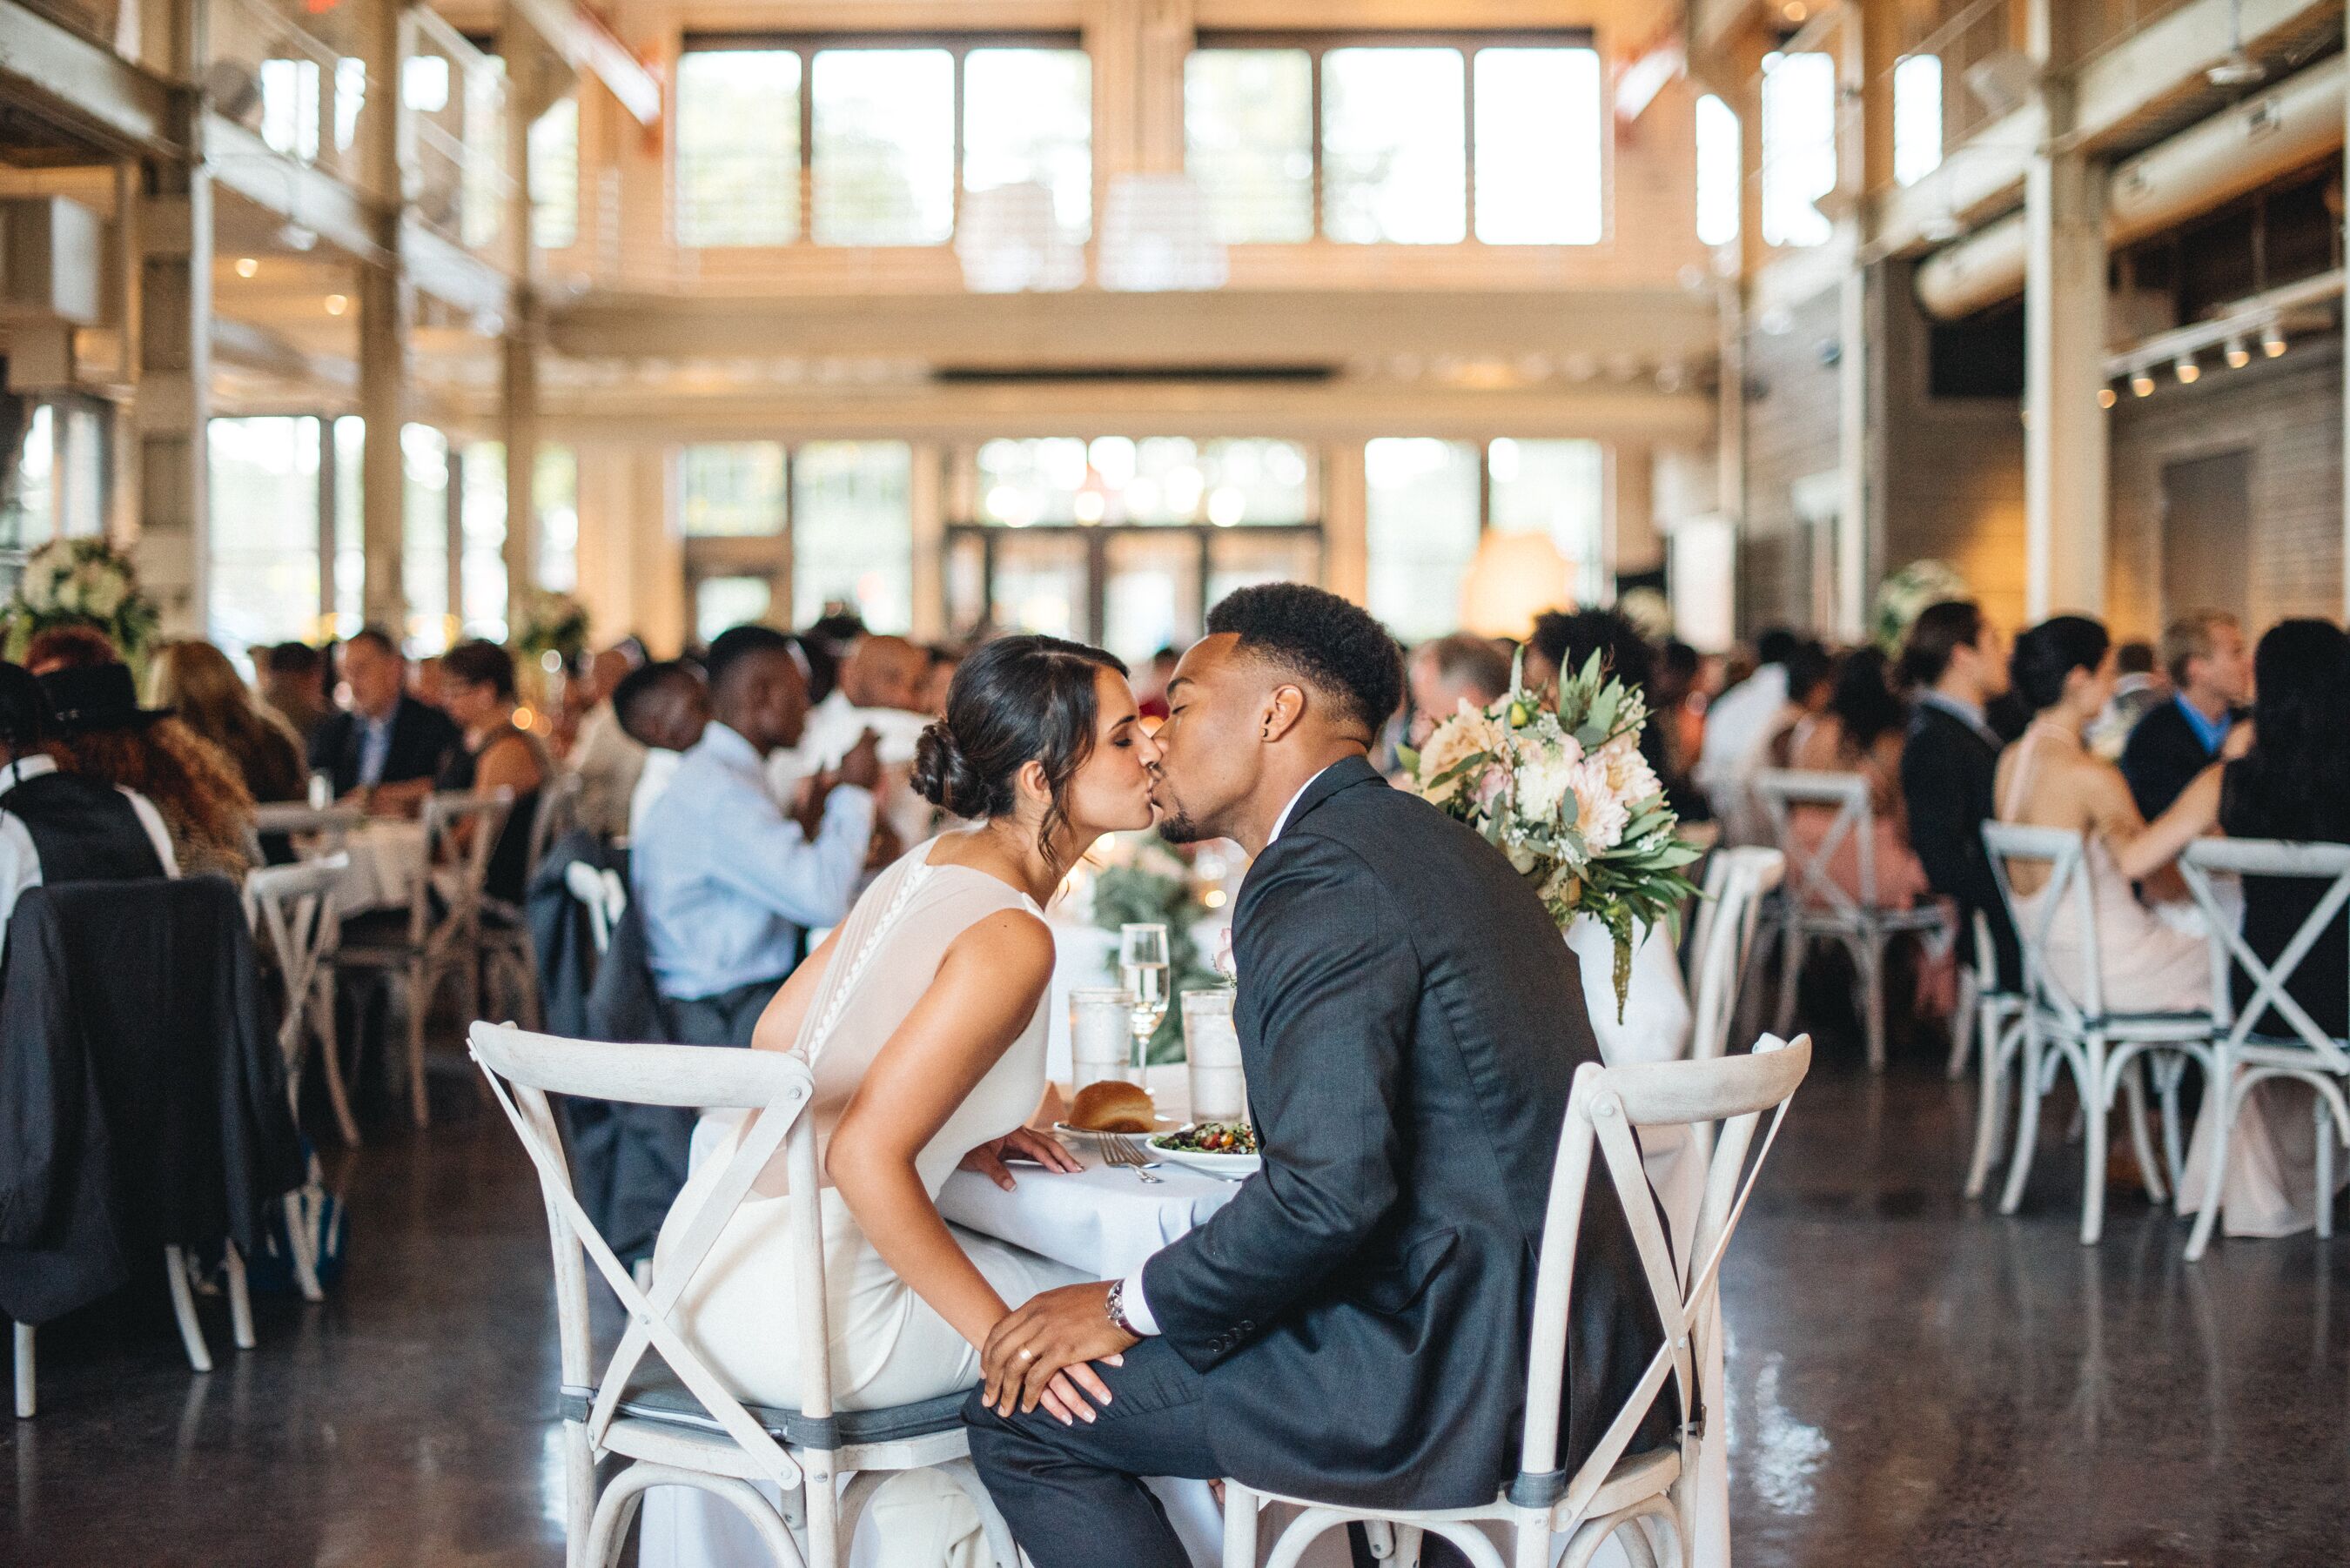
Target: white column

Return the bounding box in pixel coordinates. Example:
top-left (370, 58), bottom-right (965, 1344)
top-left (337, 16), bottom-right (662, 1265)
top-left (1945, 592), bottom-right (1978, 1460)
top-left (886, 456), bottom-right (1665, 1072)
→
top-left (132, 2), bottom-right (211, 638)
top-left (359, 0), bottom-right (407, 634)
top-left (2024, 6), bottom-right (2107, 620)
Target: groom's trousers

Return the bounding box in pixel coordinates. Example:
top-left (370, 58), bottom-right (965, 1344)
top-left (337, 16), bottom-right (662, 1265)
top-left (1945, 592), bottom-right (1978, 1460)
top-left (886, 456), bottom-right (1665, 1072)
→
top-left (963, 1339), bottom-right (1467, 1568)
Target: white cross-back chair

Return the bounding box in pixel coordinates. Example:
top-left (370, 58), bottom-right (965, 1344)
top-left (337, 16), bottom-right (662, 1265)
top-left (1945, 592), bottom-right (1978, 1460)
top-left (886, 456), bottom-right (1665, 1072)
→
top-left (339, 790), bottom-right (509, 1127)
top-left (1221, 1034), bottom-right (1812, 1568)
top-left (2177, 839), bottom-right (2350, 1262)
top-left (1753, 771), bottom-right (1950, 1072)
top-left (1685, 847), bottom-right (1785, 1066)
top-left (14, 1240), bottom-right (254, 1419)
top-left (565, 860), bottom-right (628, 957)
top-left (246, 854), bottom-right (359, 1150)
top-left (1959, 910), bottom-right (2034, 1201)
top-left (1981, 823), bottom-right (2214, 1245)
top-left (243, 803), bottom-right (365, 868)
top-left (470, 1022), bottom-right (1019, 1568)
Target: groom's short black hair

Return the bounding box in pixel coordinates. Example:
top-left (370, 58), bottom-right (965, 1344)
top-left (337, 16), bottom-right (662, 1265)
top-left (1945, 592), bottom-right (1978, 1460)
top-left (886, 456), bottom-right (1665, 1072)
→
top-left (1207, 583), bottom-right (1405, 735)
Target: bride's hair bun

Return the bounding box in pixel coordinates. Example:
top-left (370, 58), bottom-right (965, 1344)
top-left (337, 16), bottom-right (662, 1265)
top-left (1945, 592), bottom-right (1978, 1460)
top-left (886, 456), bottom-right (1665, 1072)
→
top-left (911, 720), bottom-right (992, 818)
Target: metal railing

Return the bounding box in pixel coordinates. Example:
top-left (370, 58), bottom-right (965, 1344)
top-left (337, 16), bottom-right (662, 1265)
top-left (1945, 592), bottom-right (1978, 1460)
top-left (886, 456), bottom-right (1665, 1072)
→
top-left (207, 0), bottom-right (368, 185)
top-left (403, 6), bottom-right (512, 263)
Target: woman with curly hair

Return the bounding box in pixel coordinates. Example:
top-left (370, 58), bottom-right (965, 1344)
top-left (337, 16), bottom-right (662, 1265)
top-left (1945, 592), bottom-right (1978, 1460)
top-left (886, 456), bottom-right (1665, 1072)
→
top-left (146, 640), bottom-right (309, 804)
top-left (34, 656), bottom-right (256, 880)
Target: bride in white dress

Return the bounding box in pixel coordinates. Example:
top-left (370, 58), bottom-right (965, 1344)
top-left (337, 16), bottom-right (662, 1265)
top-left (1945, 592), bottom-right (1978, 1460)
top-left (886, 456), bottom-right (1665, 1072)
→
top-left (647, 634), bottom-right (1161, 1568)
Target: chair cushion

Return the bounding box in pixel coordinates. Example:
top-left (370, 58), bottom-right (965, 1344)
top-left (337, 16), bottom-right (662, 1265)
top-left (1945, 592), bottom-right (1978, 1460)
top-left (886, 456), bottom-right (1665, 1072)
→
top-left (560, 1362), bottom-right (971, 1449)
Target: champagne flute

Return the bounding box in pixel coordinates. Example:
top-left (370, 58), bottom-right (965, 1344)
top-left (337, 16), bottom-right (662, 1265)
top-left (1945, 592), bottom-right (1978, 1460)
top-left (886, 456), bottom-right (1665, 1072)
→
top-left (1119, 922), bottom-right (1172, 1077)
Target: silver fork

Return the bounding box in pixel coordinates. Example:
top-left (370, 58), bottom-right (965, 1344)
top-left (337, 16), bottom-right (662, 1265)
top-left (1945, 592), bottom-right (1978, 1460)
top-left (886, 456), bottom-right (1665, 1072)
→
top-left (1098, 1135), bottom-right (1163, 1183)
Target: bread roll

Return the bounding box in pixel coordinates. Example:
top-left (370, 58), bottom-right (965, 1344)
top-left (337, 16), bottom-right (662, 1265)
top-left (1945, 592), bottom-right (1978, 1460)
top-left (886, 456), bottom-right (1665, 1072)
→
top-left (1070, 1080), bottom-right (1156, 1134)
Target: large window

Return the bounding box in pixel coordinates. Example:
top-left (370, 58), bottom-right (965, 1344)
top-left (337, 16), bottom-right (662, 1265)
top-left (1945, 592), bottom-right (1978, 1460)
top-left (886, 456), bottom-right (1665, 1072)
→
top-left (673, 42), bottom-right (1091, 249)
top-left (1760, 50), bottom-right (1836, 248)
top-left (403, 425), bottom-right (452, 650)
top-left (676, 440), bottom-right (916, 636)
top-left (977, 438), bottom-right (1313, 528)
top-left (1365, 437), bottom-right (1606, 643)
top-left (208, 416), bottom-right (323, 659)
top-left (1893, 54), bottom-right (1943, 188)
top-left (1186, 37), bottom-right (1604, 246)
top-left (530, 96), bottom-right (580, 250)
top-left (1695, 93), bottom-right (1741, 247)
top-left (535, 446), bottom-right (579, 593)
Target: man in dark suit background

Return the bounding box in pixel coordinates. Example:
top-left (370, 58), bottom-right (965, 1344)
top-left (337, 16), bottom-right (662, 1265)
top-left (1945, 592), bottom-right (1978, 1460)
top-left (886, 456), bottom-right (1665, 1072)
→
top-left (308, 627), bottom-right (461, 814)
top-left (2118, 612), bottom-right (2249, 821)
top-left (1899, 600), bottom-right (2019, 989)
top-left (966, 584), bottom-right (1666, 1568)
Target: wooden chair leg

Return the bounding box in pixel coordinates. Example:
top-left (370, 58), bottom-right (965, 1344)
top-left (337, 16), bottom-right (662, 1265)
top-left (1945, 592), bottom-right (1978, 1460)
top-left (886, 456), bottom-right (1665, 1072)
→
top-left (314, 972), bottom-right (361, 1145)
top-left (163, 1246), bottom-right (212, 1373)
top-left (2317, 1094), bottom-right (2335, 1241)
top-left (1860, 937), bottom-right (1887, 1075)
top-left (13, 1320), bottom-right (32, 1417)
top-left (285, 1190), bottom-right (326, 1303)
top-left (2081, 1048), bottom-right (2110, 1246)
top-left (406, 961), bottom-right (432, 1129)
top-left (2000, 1033), bottom-right (2045, 1216)
top-left (225, 1244), bottom-right (256, 1350)
top-left (1774, 921), bottom-right (1803, 1035)
top-left (2186, 1066), bottom-right (2238, 1261)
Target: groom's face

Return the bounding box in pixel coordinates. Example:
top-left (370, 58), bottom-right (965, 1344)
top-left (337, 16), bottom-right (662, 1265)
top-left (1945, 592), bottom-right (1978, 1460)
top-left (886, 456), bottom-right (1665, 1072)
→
top-left (1150, 633), bottom-right (1260, 845)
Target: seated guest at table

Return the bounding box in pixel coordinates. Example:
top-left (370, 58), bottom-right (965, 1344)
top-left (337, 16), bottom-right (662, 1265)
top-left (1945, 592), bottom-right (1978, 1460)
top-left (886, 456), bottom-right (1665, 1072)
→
top-left (790, 633), bottom-right (942, 852)
top-left (920, 643), bottom-right (964, 720)
top-left (1788, 647), bottom-right (1930, 909)
top-left (434, 640), bottom-right (552, 906)
top-left (1992, 616), bottom-right (2208, 1015)
top-left (1763, 639), bottom-right (1836, 769)
top-left (309, 627), bottom-right (461, 814)
top-left (633, 625), bottom-right (880, 1047)
top-left (256, 641), bottom-right (332, 751)
top-left (1900, 600), bottom-right (2020, 989)
top-left (2118, 619), bottom-right (2350, 1237)
top-left (147, 640), bottom-right (308, 805)
top-left (565, 645), bottom-right (644, 841)
top-left (0, 661), bottom-right (174, 955)
top-left (652, 634), bottom-right (1143, 1560)
top-left (36, 658), bottom-right (252, 881)
top-left (2118, 611), bottom-right (2250, 821)
top-left (2086, 639), bottom-right (2165, 759)
top-left (613, 660), bottom-right (708, 841)
top-left (1693, 626), bottom-right (1797, 839)
top-left (1404, 631), bottom-right (1510, 747)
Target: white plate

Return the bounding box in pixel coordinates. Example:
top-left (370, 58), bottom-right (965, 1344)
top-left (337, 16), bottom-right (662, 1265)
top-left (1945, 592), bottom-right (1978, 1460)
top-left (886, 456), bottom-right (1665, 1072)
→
top-left (1052, 1119), bottom-right (1173, 1149)
top-left (1147, 1129), bottom-right (1262, 1177)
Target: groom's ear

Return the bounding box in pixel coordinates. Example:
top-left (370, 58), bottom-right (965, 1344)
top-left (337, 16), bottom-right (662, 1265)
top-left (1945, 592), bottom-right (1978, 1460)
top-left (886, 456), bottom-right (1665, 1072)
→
top-left (1259, 683), bottom-right (1307, 744)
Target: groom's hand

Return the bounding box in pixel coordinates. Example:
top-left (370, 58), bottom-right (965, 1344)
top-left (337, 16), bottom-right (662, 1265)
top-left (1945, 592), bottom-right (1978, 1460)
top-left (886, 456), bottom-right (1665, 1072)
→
top-left (982, 1282), bottom-right (1137, 1418)
top-left (959, 1127), bottom-right (1083, 1190)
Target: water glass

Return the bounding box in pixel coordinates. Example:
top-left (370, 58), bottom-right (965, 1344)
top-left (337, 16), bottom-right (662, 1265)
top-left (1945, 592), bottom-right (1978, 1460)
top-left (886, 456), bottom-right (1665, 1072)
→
top-left (1069, 988), bottom-right (1139, 1089)
top-left (1181, 987), bottom-right (1247, 1123)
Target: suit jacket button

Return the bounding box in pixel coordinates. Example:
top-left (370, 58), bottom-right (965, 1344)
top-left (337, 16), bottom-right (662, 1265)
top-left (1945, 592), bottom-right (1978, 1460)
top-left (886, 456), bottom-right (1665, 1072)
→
top-left (1239, 1320), bottom-right (1254, 1332)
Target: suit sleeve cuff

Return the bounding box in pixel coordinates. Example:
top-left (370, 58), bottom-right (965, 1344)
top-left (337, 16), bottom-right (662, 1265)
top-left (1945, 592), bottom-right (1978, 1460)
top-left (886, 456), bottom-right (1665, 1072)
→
top-left (1119, 1262), bottom-right (1161, 1336)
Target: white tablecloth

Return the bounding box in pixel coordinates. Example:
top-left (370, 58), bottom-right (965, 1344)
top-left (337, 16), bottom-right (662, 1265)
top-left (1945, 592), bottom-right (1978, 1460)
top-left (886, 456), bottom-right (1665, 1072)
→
top-left (331, 820), bottom-right (427, 915)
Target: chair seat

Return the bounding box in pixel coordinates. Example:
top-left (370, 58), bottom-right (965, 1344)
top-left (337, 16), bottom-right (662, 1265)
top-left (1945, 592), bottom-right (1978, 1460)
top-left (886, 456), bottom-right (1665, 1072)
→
top-left (337, 909), bottom-right (423, 961)
top-left (1789, 902), bottom-right (1947, 935)
top-left (2044, 1010), bottom-right (2214, 1042)
top-left (1250, 1444), bottom-right (1682, 1534)
top-left (561, 1363), bottom-right (972, 1449)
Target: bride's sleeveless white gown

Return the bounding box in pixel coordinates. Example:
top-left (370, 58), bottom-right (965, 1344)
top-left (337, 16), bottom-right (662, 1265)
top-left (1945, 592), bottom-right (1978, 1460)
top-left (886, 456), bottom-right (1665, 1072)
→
top-left (641, 840), bottom-right (1084, 1568)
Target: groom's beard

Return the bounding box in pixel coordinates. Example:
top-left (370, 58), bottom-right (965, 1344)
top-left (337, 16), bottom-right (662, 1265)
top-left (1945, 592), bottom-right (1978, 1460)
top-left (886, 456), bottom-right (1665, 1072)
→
top-left (1157, 806), bottom-right (1206, 844)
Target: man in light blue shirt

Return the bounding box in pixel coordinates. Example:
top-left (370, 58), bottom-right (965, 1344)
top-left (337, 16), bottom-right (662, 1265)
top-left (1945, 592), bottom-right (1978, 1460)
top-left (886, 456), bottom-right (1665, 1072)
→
top-left (633, 625), bottom-right (882, 1046)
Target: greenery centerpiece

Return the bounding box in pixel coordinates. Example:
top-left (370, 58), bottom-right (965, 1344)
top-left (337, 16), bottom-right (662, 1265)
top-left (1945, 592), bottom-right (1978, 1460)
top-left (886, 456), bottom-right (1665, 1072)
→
top-left (1, 538), bottom-right (162, 666)
top-left (514, 590), bottom-right (590, 664)
top-left (1871, 559), bottom-right (1971, 655)
top-left (1090, 833), bottom-right (1223, 1063)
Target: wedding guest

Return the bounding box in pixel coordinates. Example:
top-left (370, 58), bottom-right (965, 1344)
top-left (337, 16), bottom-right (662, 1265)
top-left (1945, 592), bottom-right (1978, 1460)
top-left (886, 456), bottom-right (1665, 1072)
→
top-left (147, 640), bottom-right (308, 804)
top-left (566, 644), bottom-right (647, 841)
top-left (435, 640), bottom-right (552, 905)
top-left (37, 658), bottom-right (254, 881)
top-left (1653, 638), bottom-right (1707, 781)
top-left (24, 623), bottom-right (124, 677)
top-left (2087, 640), bottom-right (2166, 759)
top-left (1899, 600), bottom-right (2019, 988)
top-left (256, 641), bottom-right (332, 749)
top-left (2118, 611), bottom-right (2250, 821)
top-left (1787, 647), bottom-right (1930, 908)
top-left (1991, 615), bottom-right (2206, 1015)
top-left (409, 653), bottom-right (446, 711)
top-left (2118, 619), bottom-right (2350, 1237)
top-left (308, 627), bottom-right (461, 814)
top-left (1762, 640), bottom-right (1836, 769)
top-left (613, 660), bottom-right (709, 841)
top-left (1528, 607), bottom-right (1701, 818)
top-left (1405, 632), bottom-right (1510, 746)
top-left (1135, 644), bottom-right (1179, 721)
top-left (921, 643), bottom-right (965, 720)
top-left (0, 661), bottom-right (175, 960)
top-left (1694, 627), bottom-right (1801, 843)
top-left (790, 633), bottom-right (935, 852)
top-left (632, 625), bottom-right (879, 1046)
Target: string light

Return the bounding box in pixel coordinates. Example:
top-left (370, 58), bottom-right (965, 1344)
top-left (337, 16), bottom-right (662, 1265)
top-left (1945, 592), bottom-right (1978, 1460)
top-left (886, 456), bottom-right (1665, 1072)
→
top-left (2098, 386), bottom-right (2118, 409)
top-left (234, 257), bottom-right (258, 278)
top-left (2130, 367), bottom-right (2156, 398)
top-left (325, 294), bottom-right (348, 316)
top-left (2172, 353), bottom-right (2199, 385)
top-left (2224, 337), bottom-right (2251, 369)
top-left (2261, 321), bottom-right (2288, 358)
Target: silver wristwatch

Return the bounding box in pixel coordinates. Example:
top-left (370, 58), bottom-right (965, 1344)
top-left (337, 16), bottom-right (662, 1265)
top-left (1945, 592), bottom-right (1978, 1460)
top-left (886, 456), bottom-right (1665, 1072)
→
top-left (1105, 1277), bottom-right (1138, 1337)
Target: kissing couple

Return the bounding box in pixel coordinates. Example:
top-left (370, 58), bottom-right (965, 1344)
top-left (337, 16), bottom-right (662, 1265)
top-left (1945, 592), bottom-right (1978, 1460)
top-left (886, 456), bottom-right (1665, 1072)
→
top-left (651, 583), bottom-right (1667, 1566)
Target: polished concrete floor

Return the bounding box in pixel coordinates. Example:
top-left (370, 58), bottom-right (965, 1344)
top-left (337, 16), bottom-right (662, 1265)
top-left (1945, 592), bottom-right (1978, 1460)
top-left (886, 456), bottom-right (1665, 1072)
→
top-left (7, 1019), bottom-right (2350, 1566)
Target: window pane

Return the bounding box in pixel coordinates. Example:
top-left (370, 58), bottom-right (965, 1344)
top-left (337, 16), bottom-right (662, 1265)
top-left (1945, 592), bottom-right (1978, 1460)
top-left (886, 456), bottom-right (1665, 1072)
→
top-left (696, 577), bottom-right (772, 643)
top-left (792, 441), bottom-right (912, 633)
top-left (1761, 51), bottom-right (1835, 248)
top-left (535, 446), bottom-right (579, 593)
top-left (1894, 54), bottom-right (1943, 188)
top-left (1474, 49), bottom-right (1602, 245)
top-left (259, 58), bottom-right (322, 164)
top-left (675, 50), bottom-right (800, 246)
top-left (1488, 438), bottom-right (1604, 606)
top-left (402, 425), bottom-right (451, 653)
top-left (1323, 50), bottom-right (1466, 245)
top-left (964, 49), bottom-right (1092, 241)
top-left (1185, 50), bottom-right (1313, 244)
top-left (3, 406), bottom-right (53, 553)
top-left (460, 442), bottom-right (508, 640)
top-left (977, 438), bottom-right (1091, 526)
top-left (1365, 439), bottom-right (1480, 642)
top-left (333, 416), bottom-right (364, 634)
top-left (679, 444), bottom-right (786, 537)
top-left (812, 49), bottom-right (954, 246)
top-left (60, 407), bottom-right (103, 539)
top-left (531, 96), bottom-right (580, 250)
top-left (1695, 93), bottom-right (1741, 247)
top-left (208, 416), bottom-right (322, 659)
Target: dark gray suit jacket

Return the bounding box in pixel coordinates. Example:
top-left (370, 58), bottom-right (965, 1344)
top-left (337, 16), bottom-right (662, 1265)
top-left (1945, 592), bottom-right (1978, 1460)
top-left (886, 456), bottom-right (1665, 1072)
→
top-left (1139, 756), bottom-right (1670, 1510)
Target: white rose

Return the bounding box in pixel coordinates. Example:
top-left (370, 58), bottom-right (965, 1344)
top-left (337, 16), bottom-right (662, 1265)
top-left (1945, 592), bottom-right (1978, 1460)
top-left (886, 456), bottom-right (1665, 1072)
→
top-left (54, 573), bottom-right (82, 613)
top-left (84, 573), bottom-right (124, 618)
top-left (1514, 751), bottom-right (1576, 825)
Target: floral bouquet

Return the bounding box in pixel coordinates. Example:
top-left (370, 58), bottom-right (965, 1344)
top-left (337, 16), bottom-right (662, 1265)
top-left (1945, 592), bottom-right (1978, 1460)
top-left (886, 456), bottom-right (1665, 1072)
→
top-left (514, 590), bottom-right (590, 663)
top-left (1871, 558), bottom-right (1970, 655)
top-left (1400, 651), bottom-right (1704, 1019)
top-left (3, 537), bottom-right (161, 664)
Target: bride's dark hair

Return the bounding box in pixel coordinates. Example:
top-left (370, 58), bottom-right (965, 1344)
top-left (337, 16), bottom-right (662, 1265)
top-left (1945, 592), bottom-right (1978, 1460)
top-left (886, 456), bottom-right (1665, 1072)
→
top-left (912, 634), bottom-right (1128, 868)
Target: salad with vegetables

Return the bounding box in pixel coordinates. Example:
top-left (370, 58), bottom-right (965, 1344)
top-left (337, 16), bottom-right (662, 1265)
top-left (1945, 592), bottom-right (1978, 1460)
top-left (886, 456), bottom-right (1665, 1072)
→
top-left (1152, 1122), bottom-right (1259, 1156)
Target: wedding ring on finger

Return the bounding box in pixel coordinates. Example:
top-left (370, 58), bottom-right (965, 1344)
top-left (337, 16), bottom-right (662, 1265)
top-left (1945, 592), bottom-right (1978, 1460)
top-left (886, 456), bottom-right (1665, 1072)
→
top-left (1018, 1349), bottom-right (1034, 1362)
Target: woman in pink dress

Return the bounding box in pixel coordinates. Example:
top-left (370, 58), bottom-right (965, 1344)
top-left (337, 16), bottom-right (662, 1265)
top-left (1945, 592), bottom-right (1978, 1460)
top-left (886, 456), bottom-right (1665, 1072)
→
top-left (1786, 647), bottom-right (1933, 910)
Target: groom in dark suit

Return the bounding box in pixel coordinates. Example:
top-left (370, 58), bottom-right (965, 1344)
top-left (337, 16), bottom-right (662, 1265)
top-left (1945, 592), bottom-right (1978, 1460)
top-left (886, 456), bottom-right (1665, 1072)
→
top-left (967, 584), bottom-right (1668, 1568)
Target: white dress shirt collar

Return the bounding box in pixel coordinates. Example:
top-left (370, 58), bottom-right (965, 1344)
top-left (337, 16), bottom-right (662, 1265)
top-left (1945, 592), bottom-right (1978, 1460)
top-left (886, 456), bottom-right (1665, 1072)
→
top-left (1266, 761), bottom-right (1343, 848)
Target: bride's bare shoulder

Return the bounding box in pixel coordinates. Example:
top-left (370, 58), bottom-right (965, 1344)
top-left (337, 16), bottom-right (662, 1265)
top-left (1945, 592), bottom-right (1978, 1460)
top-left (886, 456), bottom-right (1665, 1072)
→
top-left (943, 904), bottom-right (1055, 980)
